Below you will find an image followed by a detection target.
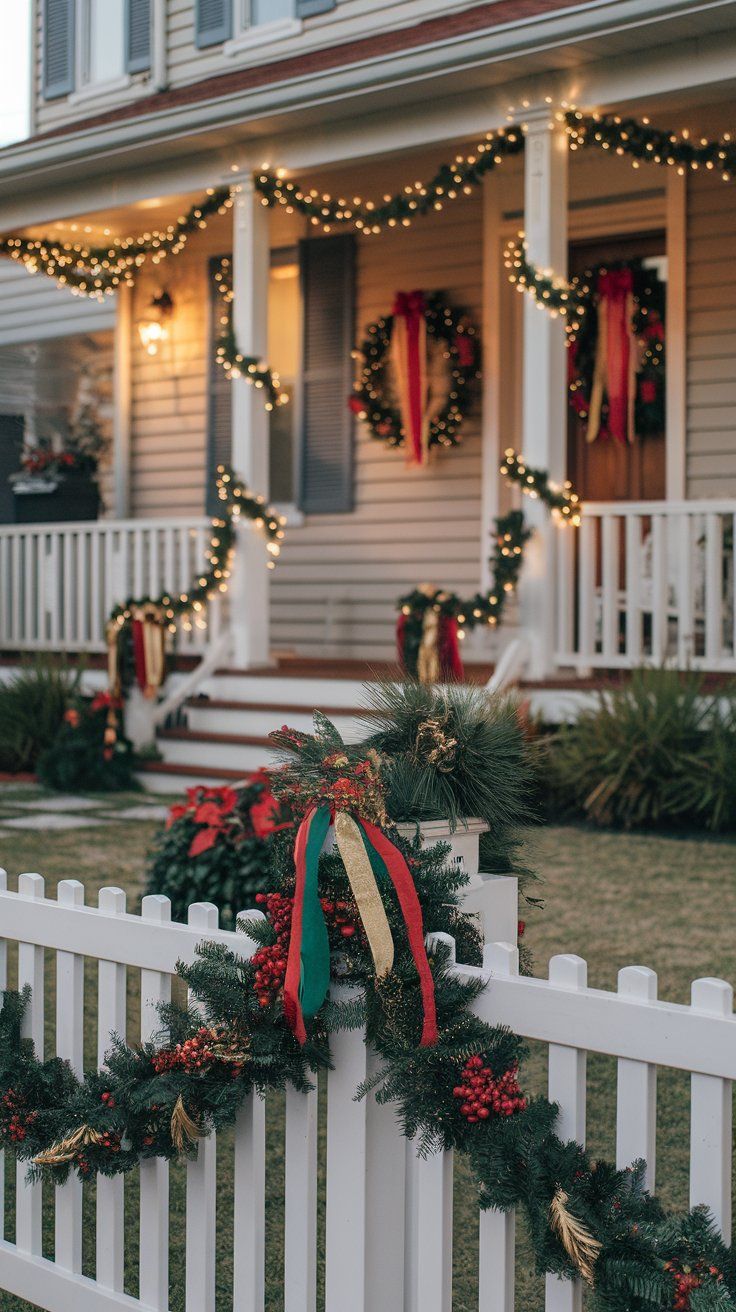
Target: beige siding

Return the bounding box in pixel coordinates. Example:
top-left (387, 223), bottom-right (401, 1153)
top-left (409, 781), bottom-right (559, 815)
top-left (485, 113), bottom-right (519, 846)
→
top-left (0, 261), bottom-right (115, 346)
top-left (686, 174), bottom-right (736, 497)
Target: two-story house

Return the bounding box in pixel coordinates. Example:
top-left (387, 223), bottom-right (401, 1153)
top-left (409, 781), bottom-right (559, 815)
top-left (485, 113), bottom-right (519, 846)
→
top-left (1, 0), bottom-right (736, 786)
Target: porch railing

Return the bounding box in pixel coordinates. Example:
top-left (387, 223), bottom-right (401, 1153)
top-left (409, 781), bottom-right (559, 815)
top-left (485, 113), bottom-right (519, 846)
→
top-left (555, 499), bottom-right (736, 672)
top-left (0, 517), bottom-right (223, 656)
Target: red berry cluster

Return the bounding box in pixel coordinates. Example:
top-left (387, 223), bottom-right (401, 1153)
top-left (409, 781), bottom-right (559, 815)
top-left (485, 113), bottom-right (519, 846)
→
top-left (151, 1027), bottom-right (217, 1074)
top-left (1, 1089), bottom-right (37, 1143)
top-left (97, 1132), bottom-right (121, 1155)
top-left (665, 1261), bottom-right (723, 1310)
top-left (253, 892), bottom-right (293, 1006)
top-left (322, 898), bottom-right (360, 942)
top-left (453, 1056), bottom-right (527, 1122)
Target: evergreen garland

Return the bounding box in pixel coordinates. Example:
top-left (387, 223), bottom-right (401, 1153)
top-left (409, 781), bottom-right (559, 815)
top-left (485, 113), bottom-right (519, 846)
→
top-left (0, 691), bottom-right (734, 1312)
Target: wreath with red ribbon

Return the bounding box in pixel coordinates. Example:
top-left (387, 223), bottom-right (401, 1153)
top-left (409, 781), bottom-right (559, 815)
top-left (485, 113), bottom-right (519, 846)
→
top-left (349, 291), bottom-right (480, 466)
top-left (567, 260), bottom-right (665, 443)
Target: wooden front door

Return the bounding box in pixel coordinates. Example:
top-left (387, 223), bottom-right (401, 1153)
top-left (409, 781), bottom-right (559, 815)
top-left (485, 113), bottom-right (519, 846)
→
top-left (567, 232), bottom-right (666, 502)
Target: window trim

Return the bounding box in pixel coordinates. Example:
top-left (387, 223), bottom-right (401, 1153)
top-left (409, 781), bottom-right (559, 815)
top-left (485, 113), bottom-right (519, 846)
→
top-left (223, 15), bottom-right (302, 56)
top-left (66, 0), bottom-right (151, 103)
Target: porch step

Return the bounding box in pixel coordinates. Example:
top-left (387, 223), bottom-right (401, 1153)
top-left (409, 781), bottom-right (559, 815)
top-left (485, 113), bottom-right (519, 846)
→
top-left (136, 759), bottom-right (252, 795)
top-left (185, 696), bottom-right (367, 740)
top-left (156, 727), bottom-right (278, 772)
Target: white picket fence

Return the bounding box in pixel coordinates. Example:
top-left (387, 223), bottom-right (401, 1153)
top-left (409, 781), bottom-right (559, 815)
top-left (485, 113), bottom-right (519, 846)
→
top-left (0, 869), bottom-right (734, 1312)
top-left (555, 499), bottom-right (736, 671)
top-left (0, 517), bottom-right (222, 655)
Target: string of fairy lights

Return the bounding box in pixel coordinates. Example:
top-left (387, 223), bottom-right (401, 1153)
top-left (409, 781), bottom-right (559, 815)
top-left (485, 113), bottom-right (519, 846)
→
top-left (212, 257), bottom-right (288, 410)
top-left (3, 109), bottom-right (732, 304)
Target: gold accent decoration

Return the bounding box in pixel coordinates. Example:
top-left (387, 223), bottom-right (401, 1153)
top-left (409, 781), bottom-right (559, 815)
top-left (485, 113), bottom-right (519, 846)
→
top-left (170, 1094), bottom-right (202, 1153)
top-left (132, 602), bottom-right (167, 699)
top-left (548, 1186), bottom-right (602, 1286)
top-left (417, 607), bottom-right (440, 684)
top-left (334, 811), bottom-right (394, 979)
top-left (414, 715), bottom-right (459, 773)
top-left (33, 1124), bottom-right (104, 1166)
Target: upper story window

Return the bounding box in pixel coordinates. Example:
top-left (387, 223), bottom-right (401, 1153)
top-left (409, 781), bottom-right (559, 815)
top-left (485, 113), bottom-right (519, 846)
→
top-left (43, 0), bottom-right (151, 100)
top-left (195, 0), bottom-right (336, 51)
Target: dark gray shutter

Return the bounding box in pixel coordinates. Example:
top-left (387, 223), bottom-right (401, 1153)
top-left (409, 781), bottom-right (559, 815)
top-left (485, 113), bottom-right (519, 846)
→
top-left (195, 0), bottom-right (232, 47)
top-left (297, 0), bottom-right (337, 15)
top-left (205, 257), bottom-right (232, 515)
top-left (43, 0), bottom-right (74, 98)
top-left (0, 416), bottom-right (24, 524)
top-left (126, 0), bottom-right (151, 72)
top-left (299, 235), bottom-right (355, 515)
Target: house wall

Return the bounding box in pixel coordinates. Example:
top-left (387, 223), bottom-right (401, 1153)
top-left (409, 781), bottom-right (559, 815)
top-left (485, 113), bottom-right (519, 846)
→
top-left (685, 171), bottom-right (736, 498)
top-left (32, 0), bottom-right (531, 136)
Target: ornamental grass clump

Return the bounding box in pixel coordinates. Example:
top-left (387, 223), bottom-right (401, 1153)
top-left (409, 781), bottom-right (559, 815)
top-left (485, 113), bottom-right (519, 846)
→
top-left (0, 659), bottom-right (80, 773)
top-left (546, 668), bottom-right (736, 832)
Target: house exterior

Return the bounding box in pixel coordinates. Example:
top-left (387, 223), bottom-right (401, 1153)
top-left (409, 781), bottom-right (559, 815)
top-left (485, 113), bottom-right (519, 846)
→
top-left (1, 0), bottom-right (736, 784)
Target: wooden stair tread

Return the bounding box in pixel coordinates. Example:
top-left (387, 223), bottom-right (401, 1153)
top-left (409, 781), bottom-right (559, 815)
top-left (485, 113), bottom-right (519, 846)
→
top-left (157, 728), bottom-right (273, 747)
top-left (186, 697), bottom-right (368, 716)
top-left (137, 761), bottom-right (250, 780)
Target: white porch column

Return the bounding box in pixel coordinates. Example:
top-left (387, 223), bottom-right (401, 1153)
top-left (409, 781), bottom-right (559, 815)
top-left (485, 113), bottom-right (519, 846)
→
top-left (229, 175), bottom-right (271, 668)
top-left (112, 282), bottom-right (132, 518)
top-left (518, 112), bottom-right (568, 679)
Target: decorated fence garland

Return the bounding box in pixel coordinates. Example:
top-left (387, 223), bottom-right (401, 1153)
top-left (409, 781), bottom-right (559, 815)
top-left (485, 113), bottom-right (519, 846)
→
top-left (1, 694), bottom-right (734, 1312)
top-left (397, 452), bottom-right (580, 679)
top-left (349, 291), bottom-right (480, 464)
top-left (212, 258), bottom-right (289, 410)
top-left (106, 465), bottom-right (285, 703)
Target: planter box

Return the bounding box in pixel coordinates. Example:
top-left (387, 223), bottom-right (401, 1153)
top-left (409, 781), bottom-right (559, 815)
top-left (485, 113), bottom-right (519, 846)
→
top-left (12, 473), bottom-right (100, 524)
top-left (395, 817), bottom-right (518, 947)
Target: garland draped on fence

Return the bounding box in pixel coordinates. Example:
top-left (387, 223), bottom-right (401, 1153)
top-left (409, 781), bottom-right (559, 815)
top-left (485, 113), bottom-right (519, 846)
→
top-left (0, 700), bottom-right (733, 1312)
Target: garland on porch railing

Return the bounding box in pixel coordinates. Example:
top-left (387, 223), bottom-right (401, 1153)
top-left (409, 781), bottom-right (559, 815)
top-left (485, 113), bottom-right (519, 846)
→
top-left (0, 690), bottom-right (734, 1312)
top-left (397, 452), bottom-right (581, 679)
top-left (105, 464), bottom-right (285, 703)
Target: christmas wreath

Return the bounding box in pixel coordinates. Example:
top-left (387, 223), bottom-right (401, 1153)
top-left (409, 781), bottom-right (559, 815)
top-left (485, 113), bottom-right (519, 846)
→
top-left (349, 291), bottom-right (480, 466)
top-left (568, 259), bottom-right (666, 443)
top-left (0, 684), bottom-right (733, 1312)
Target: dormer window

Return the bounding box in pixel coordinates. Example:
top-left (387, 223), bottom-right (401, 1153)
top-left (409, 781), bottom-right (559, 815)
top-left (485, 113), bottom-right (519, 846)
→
top-left (42, 0), bottom-right (151, 100)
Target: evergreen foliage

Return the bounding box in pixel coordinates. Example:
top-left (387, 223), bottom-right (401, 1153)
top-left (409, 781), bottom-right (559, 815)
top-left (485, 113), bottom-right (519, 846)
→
top-left (545, 669), bottom-right (736, 832)
top-left (0, 659), bottom-right (80, 772)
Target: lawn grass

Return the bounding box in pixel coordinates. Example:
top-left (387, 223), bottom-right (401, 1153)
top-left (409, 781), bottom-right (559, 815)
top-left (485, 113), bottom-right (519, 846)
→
top-left (1, 811), bottom-right (735, 1310)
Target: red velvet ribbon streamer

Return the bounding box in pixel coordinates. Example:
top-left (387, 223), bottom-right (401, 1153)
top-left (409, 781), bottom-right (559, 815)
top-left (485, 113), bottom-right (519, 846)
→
top-left (439, 615), bottom-right (464, 681)
top-left (396, 610), bottom-right (408, 671)
top-left (599, 268), bottom-right (634, 444)
top-left (392, 290), bottom-right (427, 466)
top-left (359, 818), bottom-right (439, 1046)
top-left (283, 807), bottom-right (313, 1045)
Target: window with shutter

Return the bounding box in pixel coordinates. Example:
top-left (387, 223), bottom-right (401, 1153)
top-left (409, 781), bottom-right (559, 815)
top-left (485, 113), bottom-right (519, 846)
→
top-left (299, 235), bottom-right (355, 515)
top-left (126, 0), bottom-right (151, 72)
top-left (196, 0), bottom-right (232, 47)
top-left (43, 0), bottom-right (75, 99)
top-left (296, 0), bottom-right (336, 16)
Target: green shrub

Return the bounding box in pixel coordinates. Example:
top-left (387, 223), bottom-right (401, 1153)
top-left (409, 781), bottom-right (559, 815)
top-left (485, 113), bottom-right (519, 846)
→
top-left (545, 668), bottom-right (736, 832)
top-left (37, 691), bottom-right (139, 792)
top-left (0, 659), bottom-right (80, 772)
top-left (145, 774), bottom-right (289, 926)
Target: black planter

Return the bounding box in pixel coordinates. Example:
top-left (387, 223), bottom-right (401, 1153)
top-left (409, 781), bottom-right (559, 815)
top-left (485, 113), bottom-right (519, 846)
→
top-left (12, 473), bottom-right (101, 524)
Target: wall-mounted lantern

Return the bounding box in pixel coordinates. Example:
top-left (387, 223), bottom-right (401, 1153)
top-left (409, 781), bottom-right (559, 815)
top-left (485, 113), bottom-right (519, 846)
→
top-left (138, 290), bottom-right (174, 356)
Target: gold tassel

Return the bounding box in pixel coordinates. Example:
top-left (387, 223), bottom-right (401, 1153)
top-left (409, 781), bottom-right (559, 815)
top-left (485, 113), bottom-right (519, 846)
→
top-left (33, 1124), bottom-right (104, 1167)
top-left (548, 1186), bottom-right (602, 1286)
top-left (170, 1094), bottom-right (202, 1153)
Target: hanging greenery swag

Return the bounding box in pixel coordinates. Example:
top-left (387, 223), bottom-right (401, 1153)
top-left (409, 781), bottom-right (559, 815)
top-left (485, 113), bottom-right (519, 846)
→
top-left (397, 452), bottom-right (581, 678)
top-left (105, 465), bottom-right (285, 704)
top-left (0, 690), bottom-right (733, 1312)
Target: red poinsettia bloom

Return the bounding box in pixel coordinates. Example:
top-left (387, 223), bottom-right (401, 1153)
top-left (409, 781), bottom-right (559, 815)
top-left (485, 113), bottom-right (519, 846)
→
top-left (193, 800), bottom-right (226, 827)
top-left (165, 803), bottom-right (189, 829)
top-left (91, 690), bottom-right (122, 712)
top-left (188, 827), bottom-right (220, 857)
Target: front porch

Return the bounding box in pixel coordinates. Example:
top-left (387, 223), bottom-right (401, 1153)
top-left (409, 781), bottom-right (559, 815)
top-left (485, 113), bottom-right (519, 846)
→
top-left (2, 86), bottom-right (736, 781)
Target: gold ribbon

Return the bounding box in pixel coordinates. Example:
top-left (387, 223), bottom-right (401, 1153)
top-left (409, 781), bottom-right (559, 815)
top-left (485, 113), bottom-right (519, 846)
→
top-left (132, 603), bottom-right (167, 699)
top-left (417, 607), bottom-right (440, 684)
top-left (334, 811), bottom-right (394, 979)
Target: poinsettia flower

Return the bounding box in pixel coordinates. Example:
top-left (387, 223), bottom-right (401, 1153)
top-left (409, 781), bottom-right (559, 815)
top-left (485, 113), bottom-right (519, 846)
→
top-left (250, 790), bottom-right (282, 837)
top-left (165, 803), bottom-right (189, 829)
top-left (193, 800), bottom-right (225, 827)
top-left (188, 827), bottom-right (220, 857)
